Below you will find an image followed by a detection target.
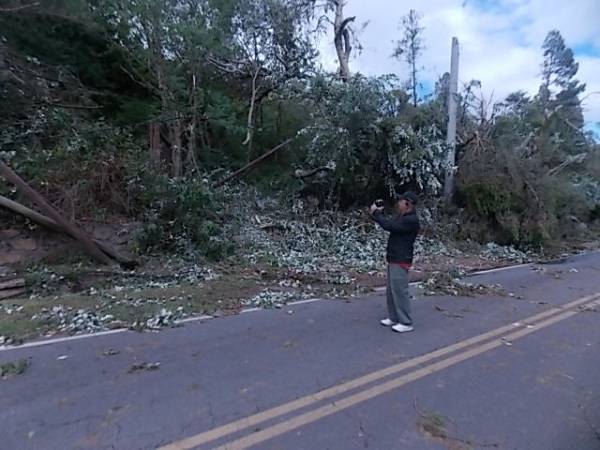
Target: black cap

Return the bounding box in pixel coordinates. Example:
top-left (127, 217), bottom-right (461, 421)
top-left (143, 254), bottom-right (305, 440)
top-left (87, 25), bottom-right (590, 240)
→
top-left (397, 191), bottom-right (418, 205)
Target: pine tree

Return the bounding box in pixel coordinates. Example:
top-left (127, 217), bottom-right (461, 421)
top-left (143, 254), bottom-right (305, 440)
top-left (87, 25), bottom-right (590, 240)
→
top-left (392, 10), bottom-right (424, 107)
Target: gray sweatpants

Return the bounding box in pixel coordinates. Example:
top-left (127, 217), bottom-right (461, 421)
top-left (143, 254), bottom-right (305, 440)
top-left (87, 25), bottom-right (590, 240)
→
top-left (386, 264), bottom-right (412, 326)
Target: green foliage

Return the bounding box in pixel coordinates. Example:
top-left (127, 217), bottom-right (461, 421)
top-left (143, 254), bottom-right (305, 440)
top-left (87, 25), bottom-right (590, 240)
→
top-left (454, 30), bottom-right (596, 248)
top-left (0, 7), bottom-right (153, 118)
top-left (392, 9), bottom-right (425, 106)
top-left (2, 111), bottom-right (145, 218)
top-left (1, 5), bottom-right (597, 260)
top-left (298, 74), bottom-right (447, 207)
top-left (460, 183), bottom-right (523, 219)
top-left (135, 177), bottom-right (234, 260)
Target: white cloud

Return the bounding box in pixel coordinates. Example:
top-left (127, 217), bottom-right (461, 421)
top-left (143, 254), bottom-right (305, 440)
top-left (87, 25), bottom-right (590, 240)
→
top-left (316, 0), bottom-right (600, 124)
top-left (578, 57), bottom-right (600, 124)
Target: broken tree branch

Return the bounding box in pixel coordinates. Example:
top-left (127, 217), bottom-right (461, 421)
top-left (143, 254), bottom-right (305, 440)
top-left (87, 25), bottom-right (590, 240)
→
top-left (0, 161), bottom-right (114, 265)
top-left (120, 64), bottom-right (158, 93)
top-left (213, 138), bottom-right (294, 188)
top-left (0, 2), bottom-right (39, 13)
top-left (242, 65), bottom-right (262, 147)
top-left (333, 0), bottom-right (354, 82)
top-left (38, 101), bottom-right (103, 110)
top-left (0, 288), bottom-right (26, 300)
top-left (547, 153), bottom-right (587, 177)
top-left (294, 165), bottom-right (335, 179)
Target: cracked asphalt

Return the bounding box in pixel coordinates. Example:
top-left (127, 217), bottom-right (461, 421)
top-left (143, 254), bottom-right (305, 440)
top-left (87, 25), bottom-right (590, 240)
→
top-left (1, 252), bottom-right (599, 450)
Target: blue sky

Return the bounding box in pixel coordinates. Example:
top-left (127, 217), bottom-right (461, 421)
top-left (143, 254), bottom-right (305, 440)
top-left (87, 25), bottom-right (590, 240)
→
top-left (318, 0), bottom-right (600, 135)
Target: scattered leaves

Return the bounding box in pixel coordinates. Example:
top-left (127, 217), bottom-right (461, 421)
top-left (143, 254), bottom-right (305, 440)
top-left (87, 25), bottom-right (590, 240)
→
top-left (128, 362), bottom-right (160, 373)
top-left (1, 359), bottom-right (30, 378)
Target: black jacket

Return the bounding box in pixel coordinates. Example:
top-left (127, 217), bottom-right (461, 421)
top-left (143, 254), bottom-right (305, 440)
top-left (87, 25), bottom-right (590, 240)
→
top-left (372, 209), bottom-right (420, 263)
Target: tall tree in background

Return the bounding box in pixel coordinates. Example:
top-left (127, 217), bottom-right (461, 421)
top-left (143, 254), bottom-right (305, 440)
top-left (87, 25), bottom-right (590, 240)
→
top-left (541, 30), bottom-right (584, 98)
top-left (93, 0), bottom-right (210, 177)
top-left (392, 9), bottom-right (424, 107)
top-left (539, 30), bottom-right (586, 125)
top-left (537, 30), bottom-right (587, 165)
top-left (331, 0), bottom-right (355, 82)
top-left (205, 0), bottom-right (320, 159)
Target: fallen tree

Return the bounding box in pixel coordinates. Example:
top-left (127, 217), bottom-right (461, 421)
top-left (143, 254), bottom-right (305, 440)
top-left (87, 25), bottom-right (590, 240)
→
top-left (0, 194), bottom-right (137, 268)
top-left (213, 138), bottom-right (294, 188)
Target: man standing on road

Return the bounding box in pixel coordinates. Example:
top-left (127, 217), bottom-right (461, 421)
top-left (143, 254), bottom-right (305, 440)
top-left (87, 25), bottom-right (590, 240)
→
top-left (370, 192), bottom-right (420, 333)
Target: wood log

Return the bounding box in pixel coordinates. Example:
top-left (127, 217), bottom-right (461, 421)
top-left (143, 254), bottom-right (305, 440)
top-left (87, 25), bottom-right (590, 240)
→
top-left (0, 288), bottom-right (26, 300)
top-left (0, 194), bottom-right (137, 268)
top-left (0, 161), bottom-right (113, 265)
top-left (0, 278), bottom-right (25, 290)
top-left (0, 194), bottom-right (62, 232)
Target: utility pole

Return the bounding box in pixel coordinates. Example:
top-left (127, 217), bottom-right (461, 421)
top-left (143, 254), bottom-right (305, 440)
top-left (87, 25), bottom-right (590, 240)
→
top-left (444, 37), bottom-right (459, 203)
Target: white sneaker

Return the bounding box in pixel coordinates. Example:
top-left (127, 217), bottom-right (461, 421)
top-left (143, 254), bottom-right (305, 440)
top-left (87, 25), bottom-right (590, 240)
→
top-left (380, 318), bottom-right (395, 327)
top-left (392, 323), bottom-right (414, 333)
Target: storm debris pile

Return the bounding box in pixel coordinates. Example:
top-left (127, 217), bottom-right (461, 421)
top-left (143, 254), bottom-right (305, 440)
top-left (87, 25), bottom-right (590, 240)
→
top-left (422, 272), bottom-right (505, 297)
top-left (481, 242), bottom-right (529, 263)
top-left (241, 290), bottom-right (309, 309)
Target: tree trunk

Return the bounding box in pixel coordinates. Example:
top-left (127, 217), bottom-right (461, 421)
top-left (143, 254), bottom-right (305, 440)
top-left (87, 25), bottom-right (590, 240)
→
top-left (411, 41), bottom-right (417, 106)
top-left (243, 65), bottom-right (261, 162)
top-left (186, 73), bottom-right (199, 172)
top-left (171, 118), bottom-right (182, 178)
top-left (333, 1), bottom-right (355, 82)
top-left (149, 122), bottom-right (161, 169)
top-left (0, 162), bottom-right (114, 265)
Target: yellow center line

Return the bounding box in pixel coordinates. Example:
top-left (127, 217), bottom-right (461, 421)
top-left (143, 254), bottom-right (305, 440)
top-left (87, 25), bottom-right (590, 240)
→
top-left (159, 292), bottom-right (600, 450)
top-left (214, 297), bottom-right (600, 450)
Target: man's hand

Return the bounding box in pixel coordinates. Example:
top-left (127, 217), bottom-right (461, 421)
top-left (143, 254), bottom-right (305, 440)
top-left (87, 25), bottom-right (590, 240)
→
top-left (369, 203), bottom-right (384, 215)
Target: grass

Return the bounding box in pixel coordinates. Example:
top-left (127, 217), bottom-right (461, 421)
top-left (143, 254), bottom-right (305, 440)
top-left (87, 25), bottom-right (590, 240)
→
top-left (0, 272), bottom-right (262, 343)
top-left (1, 259), bottom-right (381, 344)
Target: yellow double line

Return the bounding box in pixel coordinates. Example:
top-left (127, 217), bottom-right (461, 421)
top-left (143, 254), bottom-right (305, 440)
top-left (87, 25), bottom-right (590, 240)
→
top-left (160, 292), bottom-right (600, 450)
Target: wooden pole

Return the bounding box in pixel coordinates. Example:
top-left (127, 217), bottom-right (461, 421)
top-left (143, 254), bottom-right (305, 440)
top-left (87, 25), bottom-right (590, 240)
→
top-left (0, 195), bottom-right (137, 267)
top-left (0, 161), bottom-right (114, 265)
top-left (444, 37), bottom-right (459, 203)
top-left (0, 194), bottom-right (62, 232)
top-left (213, 138), bottom-right (293, 188)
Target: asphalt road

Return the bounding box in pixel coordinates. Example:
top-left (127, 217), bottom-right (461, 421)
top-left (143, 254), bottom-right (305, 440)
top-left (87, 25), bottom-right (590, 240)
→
top-left (1, 252), bottom-right (599, 450)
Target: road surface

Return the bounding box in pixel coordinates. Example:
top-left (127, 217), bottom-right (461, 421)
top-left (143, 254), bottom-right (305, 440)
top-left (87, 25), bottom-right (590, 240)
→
top-left (1, 252), bottom-right (599, 450)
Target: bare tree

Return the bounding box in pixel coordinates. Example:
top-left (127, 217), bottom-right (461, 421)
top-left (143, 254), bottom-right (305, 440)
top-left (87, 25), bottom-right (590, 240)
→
top-left (332, 0), bottom-right (354, 82)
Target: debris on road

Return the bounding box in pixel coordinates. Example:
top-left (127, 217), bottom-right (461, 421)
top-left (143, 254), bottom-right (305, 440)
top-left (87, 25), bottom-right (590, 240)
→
top-left (434, 305), bottom-right (463, 319)
top-left (128, 362), bottom-right (161, 373)
top-left (422, 272), bottom-right (505, 297)
top-left (102, 348), bottom-right (120, 357)
top-left (0, 187), bottom-right (554, 343)
top-left (241, 290), bottom-right (307, 309)
top-left (1, 358), bottom-right (30, 378)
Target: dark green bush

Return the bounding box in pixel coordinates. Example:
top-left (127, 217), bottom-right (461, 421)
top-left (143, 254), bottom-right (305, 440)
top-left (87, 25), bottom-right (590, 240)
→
top-left (135, 177), bottom-right (235, 260)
